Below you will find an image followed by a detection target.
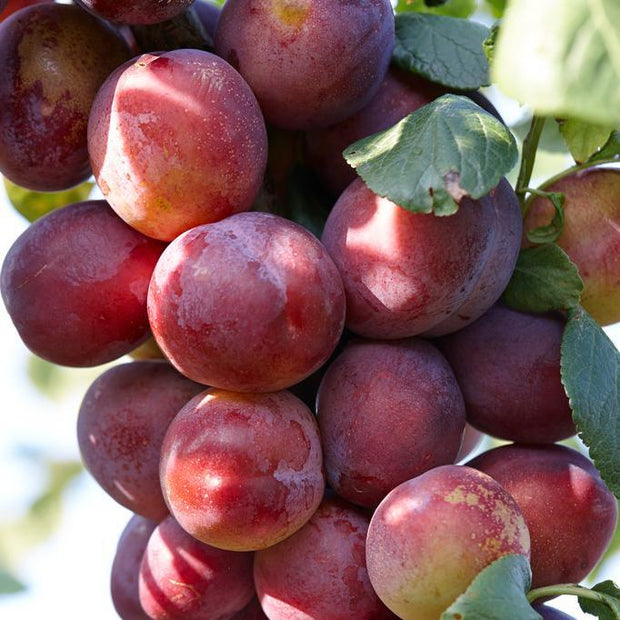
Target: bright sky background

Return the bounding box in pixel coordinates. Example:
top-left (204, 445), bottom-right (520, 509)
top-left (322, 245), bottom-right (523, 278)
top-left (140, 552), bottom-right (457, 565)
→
top-left (0, 94), bottom-right (618, 618)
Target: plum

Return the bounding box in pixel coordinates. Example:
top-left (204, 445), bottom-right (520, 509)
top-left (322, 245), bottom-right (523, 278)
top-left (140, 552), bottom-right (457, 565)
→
top-left (75, 0), bottom-right (193, 25)
top-left (110, 514), bottom-right (157, 620)
top-left (88, 49), bottom-right (267, 241)
top-left (77, 361), bottom-right (204, 520)
top-left (0, 0), bottom-right (52, 22)
top-left (468, 443), bottom-right (618, 588)
top-left (159, 389), bottom-right (325, 551)
top-left (437, 304), bottom-right (575, 443)
top-left (193, 0), bottom-right (220, 38)
top-left (524, 168), bottom-right (620, 325)
top-left (139, 515), bottom-right (254, 619)
top-left (147, 212), bottom-right (345, 392)
top-left (532, 605), bottom-right (576, 619)
top-left (305, 68), bottom-right (447, 196)
top-left (305, 69), bottom-right (506, 198)
top-left (1, 201), bottom-right (166, 367)
top-left (214, 0), bottom-right (394, 130)
top-left (254, 496), bottom-right (395, 619)
top-left (317, 338), bottom-right (466, 507)
top-left (321, 177), bottom-right (522, 338)
top-left (366, 465), bottom-right (530, 620)
top-left (0, 4), bottom-right (130, 191)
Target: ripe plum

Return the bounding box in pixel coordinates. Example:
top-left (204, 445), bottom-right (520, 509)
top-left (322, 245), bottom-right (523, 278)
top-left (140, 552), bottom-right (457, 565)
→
top-left (0, 0), bottom-right (51, 22)
top-left (77, 361), bottom-right (204, 520)
top-left (88, 49), bottom-right (268, 241)
top-left (317, 338), bottom-right (466, 507)
top-left (159, 389), bottom-right (324, 551)
top-left (147, 212), bottom-right (345, 392)
top-left (215, 0), bottom-right (394, 130)
top-left (524, 168), bottom-right (620, 325)
top-left (469, 444), bottom-right (618, 588)
top-left (110, 514), bottom-right (157, 620)
top-left (1, 201), bottom-right (166, 366)
top-left (321, 177), bottom-right (522, 338)
top-left (437, 304), bottom-right (575, 443)
top-left (305, 69), bottom-right (447, 196)
top-left (0, 4), bottom-right (131, 191)
top-left (366, 465), bottom-right (530, 620)
top-left (139, 515), bottom-right (255, 619)
top-left (533, 604), bottom-right (576, 619)
top-left (254, 496), bottom-right (395, 619)
top-left (193, 0), bottom-right (220, 38)
top-left (75, 0), bottom-right (194, 25)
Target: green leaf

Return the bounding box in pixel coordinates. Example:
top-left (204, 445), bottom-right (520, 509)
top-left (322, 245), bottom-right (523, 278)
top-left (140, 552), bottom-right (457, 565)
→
top-left (557, 119), bottom-right (614, 164)
top-left (3, 177), bottom-right (93, 222)
top-left (492, 0), bottom-right (620, 126)
top-left (588, 130), bottom-right (620, 165)
top-left (525, 191), bottom-right (565, 244)
top-left (561, 307), bottom-right (620, 498)
top-left (503, 245), bottom-right (583, 313)
top-left (395, 0), bottom-right (476, 18)
top-left (0, 567), bottom-right (25, 595)
top-left (579, 581), bottom-right (620, 619)
top-left (344, 94), bottom-right (518, 216)
top-left (441, 554), bottom-right (540, 620)
top-left (393, 14), bottom-right (490, 89)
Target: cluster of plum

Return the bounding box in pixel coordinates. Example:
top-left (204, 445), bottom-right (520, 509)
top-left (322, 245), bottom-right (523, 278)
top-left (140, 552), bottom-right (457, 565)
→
top-left (0, 0), bottom-right (618, 619)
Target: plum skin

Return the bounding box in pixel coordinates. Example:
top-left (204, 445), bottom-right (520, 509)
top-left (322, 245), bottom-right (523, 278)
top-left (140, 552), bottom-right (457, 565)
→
top-left (147, 211), bottom-right (345, 392)
top-left (75, 0), bottom-right (193, 25)
top-left (321, 177), bottom-right (522, 338)
top-left (159, 389), bottom-right (325, 552)
top-left (523, 168), bottom-right (620, 326)
top-left (366, 465), bottom-right (530, 620)
top-left (139, 515), bottom-right (255, 620)
top-left (88, 49), bottom-right (268, 241)
top-left (110, 514), bottom-right (157, 620)
top-left (0, 4), bottom-right (130, 191)
top-left (0, 200), bottom-right (166, 367)
top-left (468, 443), bottom-right (618, 588)
top-left (305, 68), bottom-right (447, 196)
top-left (317, 338), bottom-right (466, 507)
top-left (214, 0), bottom-right (395, 130)
top-left (437, 304), bottom-right (575, 444)
top-left (77, 361), bottom-right (204, 520)
top-left (254, 496), bottom-right (395, 619)
top-left (0, 0), bottom-right (53, 23)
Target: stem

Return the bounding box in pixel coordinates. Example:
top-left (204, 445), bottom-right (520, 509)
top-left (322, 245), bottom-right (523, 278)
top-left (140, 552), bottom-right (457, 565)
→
top-left (527, 583), bottom-right (611, 605)
top-left (516, 116), bottom-right (545, 214)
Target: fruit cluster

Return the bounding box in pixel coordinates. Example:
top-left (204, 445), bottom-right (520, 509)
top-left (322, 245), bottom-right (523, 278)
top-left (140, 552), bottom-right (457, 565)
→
top-left (0, 1), bottom-right (619, 619)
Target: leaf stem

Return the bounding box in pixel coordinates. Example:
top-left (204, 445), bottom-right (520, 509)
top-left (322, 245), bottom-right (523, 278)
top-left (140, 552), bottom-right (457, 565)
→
top-left (527, 583), bottom-right (612, 605)
top-left (516, 116), bottom-right (545, 214)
